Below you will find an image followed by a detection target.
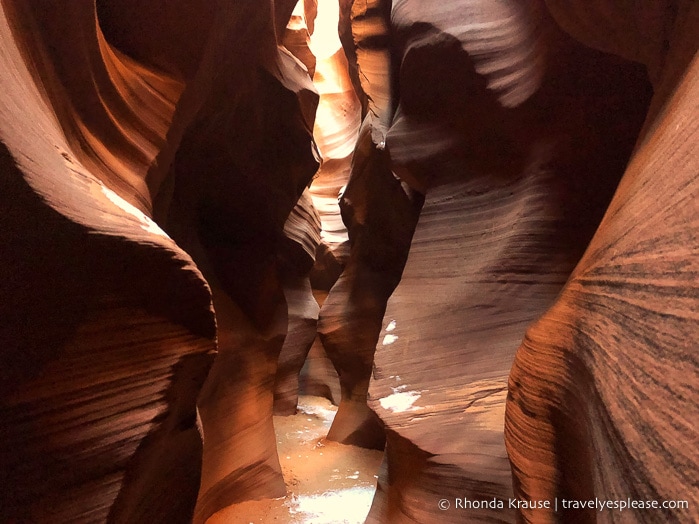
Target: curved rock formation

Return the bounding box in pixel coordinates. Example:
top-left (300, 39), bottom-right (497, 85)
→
top-left (300, 0), bottom-right (364, 410)
top-left (340, 0), bottom-right (392, 142)
top-left (274, 191), bottom-right (322, 415)
top-left (316, 0), bottom-right (425, 451)
top-left (5, 0), bottom-right (185, 214)
top-left (506, 2), bottom-right (699, 522)
top-left (0, 2), bottom-right (215, 522)
top-left (366, 1), bottom-right (653, 522)
top-left (284, 1), bottom-right (317, 79)
top-left (3, 1), bottom-right (696, 523)
top-left (319, 119), bottom-right (423, 450)
top-left (308, 0), bottom-right (361, 265)
top-left (159, 4), bottom-right (319, 521)
top-left (1, 1), bottom-right (319, 522)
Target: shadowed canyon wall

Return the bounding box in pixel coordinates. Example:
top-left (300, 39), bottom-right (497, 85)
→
top-left (1, 0), bottom-right (317, 522)
top-left (0, 1), bottom-right (214, 521)
top-left (360, 1), bottom-right (657, 522)
top-left (156, 3), bottom-right (319, 522)
top-left (505, 1), bottom-right (699, 522)
top-left (1, 0), bottom-right (697, 523)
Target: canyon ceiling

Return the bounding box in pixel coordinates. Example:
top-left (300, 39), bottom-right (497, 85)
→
top-left (1, 0), bottom-right (697, 523)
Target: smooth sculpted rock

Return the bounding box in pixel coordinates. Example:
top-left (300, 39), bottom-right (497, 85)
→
top-left (284, 0), bottom-right (317, 79)
top-left (506, 2), bottom-right (699, 522)
top-left (317, 0), bottom-right (423, 451)
top-left (307, 0), bottom-right (362, 266)
top-left (318, 118), bottom-right (423, 450)
top-left (274, 191), bottom-right (322, 415)
top-left (3, 0), bottom-right (186, 215)
top-left (161, 3), bottom-right (319, 522)
top-left (0, 1), bottom-right (215, 521)
top-left (366, 1), bottom-right (652, 522)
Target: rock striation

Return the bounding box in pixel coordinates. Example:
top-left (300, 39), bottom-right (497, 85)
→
top-left (0, 1), bottom-right (215, 522)
top-left (365, 1), bottom-right (654, 522)
top-left (506, 2), bottom-right (699, 522)
top-left (274, 191), bottom-right (323, 415)
top-left (1, 1), bottom-right (319, 522)
top-left (317, 0), bottom-right (424, 451)
top-left (160, 3), bottom-right (319, 521)
top-left (2, 1), bottom-right (697, 523)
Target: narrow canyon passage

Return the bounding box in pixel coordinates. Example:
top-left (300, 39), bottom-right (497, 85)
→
top-left (205, 5), bottom-right (386, 522)
top-left (1, 1), bottom-right (697, 523)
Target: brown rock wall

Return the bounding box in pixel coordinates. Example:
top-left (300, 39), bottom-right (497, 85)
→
top-left (506, 2), bottom-right (699, 522)
top-left (0, 2), bottom-right (216, 521)
top-left (366, 1), bottom-right (654, 521)
top-left (160, 4), bottom-right (319, 521)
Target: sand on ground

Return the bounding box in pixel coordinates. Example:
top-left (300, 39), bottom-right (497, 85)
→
top-left (206, 396), bottom-right (384, 524)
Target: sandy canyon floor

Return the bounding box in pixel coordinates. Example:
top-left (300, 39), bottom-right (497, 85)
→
top-left (207, 396), bottom-right (384, 523)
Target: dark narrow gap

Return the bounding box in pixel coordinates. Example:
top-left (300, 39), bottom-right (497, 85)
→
top-left (233, 2), bottom-right (386, 522)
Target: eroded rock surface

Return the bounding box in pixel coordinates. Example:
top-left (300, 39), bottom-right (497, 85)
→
top-left (316, 0), bottom-right (424, 451)
top-left (366, 1), bottom-right (653, 522)
top-left (319, 119), bottom-right (423, 449)
top-left (1, 1), bottom-right (319, 522)
top-left (2, 1), bottom-right (697, 523)
top-left (506, 2), bottom-right (699, 522)
top-left (162, 4), bottom-right (319, 519)
top-left (0, 2), bottom-right (215, 521)
top-left (275, 191), bottom-right (322, 415)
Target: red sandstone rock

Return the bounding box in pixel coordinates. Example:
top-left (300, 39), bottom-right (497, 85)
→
top-left (366, 1), bottom-right (653, 521)
top-left (319, 119), bottom-right (423, 450)
top-left (315, 0), bottom-right (418, 452)
top-left (0, 2), bottom-right (215, 521)
top-left (284, 1), bottom-right (317, 79)
top-left (299, 334), bottom-right (343, 405)
top-left (274, 191), bottom-right (322, 415)
top-left (506, 2), bottom-right (699, 522)
top-left (2, 1), bottom-right (696, 522)
top-left (160, 4), bottom-right (319, 520)
top-left (307, 0), bottom-right (361, 266)
top-left (1, 1), bottom-right (319, 522)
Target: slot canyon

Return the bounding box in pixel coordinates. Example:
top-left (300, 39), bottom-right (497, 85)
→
top-left (1, 0), bottom-right (697, 522)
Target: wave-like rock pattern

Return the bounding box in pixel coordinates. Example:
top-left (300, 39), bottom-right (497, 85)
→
top-left (0, 2), bottom-right (216, 521)
top-left (4, 0), bottom-right (185, 214)
top-left (2, 0), bottom-right (321, 521)
top-left (506, 2), bottom-right (699, 522)
top-left (284, 1), bottom-right (317, 79)
top-left (275, 191), bottom-right (322, 415)
top-left (392, 0), bottom-right (547, 109)
top-left (342, 0), bottom-right (392, 143)
top-left (308, 0), bottom-right (361, 261)
top-left (159, 4), bottom-right (319, 522)
top-left (319, 118), bottom-right (423, 449)
top-left (366, 1), bottom-right (653, 521)
top-left (309, 47), bottom-right (361, 250)
top-left (274, 276), bottom-right (321, 416)
top-left (315, 0), bottom-right (422, 451)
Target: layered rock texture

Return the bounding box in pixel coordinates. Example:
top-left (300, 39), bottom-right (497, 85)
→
top-left (505, 2), bottom-right (699, 522)
top-left (1, 1), bottom-right (318, 522)
top-left (0, 1), bottom-right (214, 522)
top-left (365, 1), bottom-right (657, 522)
top-left (159, 3), bottom-right (319, 522)
top-left (2, 0), bottom-right (697, 523)
top-left (316, 0), bottom-right (422, 451)
top-left (274, 191), bottom-right (322, 415)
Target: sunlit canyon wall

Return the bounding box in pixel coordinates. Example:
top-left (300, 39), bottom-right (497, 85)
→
top-left (1, 0), bottom-right (317, 522)
top-left (0, 0), bottom-right (697, 523)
